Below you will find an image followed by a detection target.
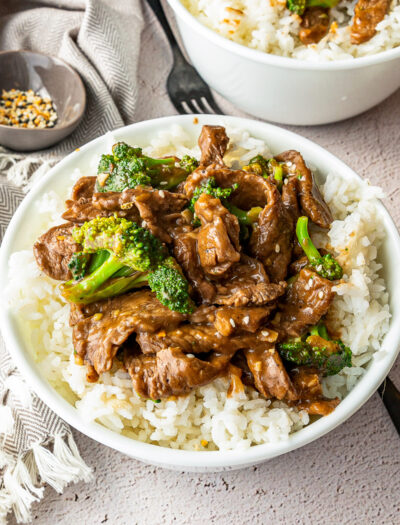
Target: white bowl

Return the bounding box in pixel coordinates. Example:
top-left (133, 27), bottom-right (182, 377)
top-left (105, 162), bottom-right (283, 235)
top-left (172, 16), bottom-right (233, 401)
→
top-left (166, 0), bottom-right (400, 125)
top-left (1, 114), bottom-right (399, 472)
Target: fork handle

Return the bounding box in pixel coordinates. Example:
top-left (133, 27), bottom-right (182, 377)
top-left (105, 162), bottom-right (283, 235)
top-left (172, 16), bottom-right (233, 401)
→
top-left (378, 376), bottom-right (400, 435)
top-left (147, 0), bottom-right (182, 56)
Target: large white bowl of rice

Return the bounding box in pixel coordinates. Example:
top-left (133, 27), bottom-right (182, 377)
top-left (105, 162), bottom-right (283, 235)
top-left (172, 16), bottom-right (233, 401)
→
top-left (1, 114), bottom-right (400, 472)
top-left (166, 0), bottom-right (400, 124)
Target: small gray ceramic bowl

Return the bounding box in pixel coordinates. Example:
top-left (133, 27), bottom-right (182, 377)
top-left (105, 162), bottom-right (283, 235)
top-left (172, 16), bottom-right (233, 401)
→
top-left (0, 50), bottom-right (86, 152)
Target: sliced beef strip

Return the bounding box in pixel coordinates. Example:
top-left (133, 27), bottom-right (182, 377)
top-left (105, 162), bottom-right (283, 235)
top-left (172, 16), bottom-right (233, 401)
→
top-left (136, 324), bottom-right (230, 355)
top-left (173, 232), bottom-right (216, 303)
top-left (351, 0), bottom-right (390, 44)
top-left (70, 176), bottom-right (96, 200)
top-left (183, 166), bottom-right (270, 209)
top-left (92, 187), bottom-right (188, 243)
top-left (245, 344), bottom-right (297, 401)
top-left (214, 305), bottom-right (274, 337)
top-left (275, 268), bottom-right (334, 339)
top-left (249, 178), bottom-right (294, 283)
top-left (299, 7), bottom-right (330, 45)
top-left (72, 290), bottom-right (185, 376)
top-left (214, 255), bottom-right (287, 307)
top-left (276, 150), bottom-right (333, 229)
top-left (195, 193), bottom-right (241, 276)
top-left (63, 185), bottom-right (188, 242)
top-left (281, 175), bottom-right (300, 224)
top-left (124, 347), bottom-right (232, 399)
top-left (290, 366), bottom-right (340, 416)
top-left (231, 351), bottom-right (255, 388)
top-left (198, 125), bottom-right (230, 167)
top-left (33, 223), bottom-right (81, 281)
top-left (136, 322), bottom-right (272, 356)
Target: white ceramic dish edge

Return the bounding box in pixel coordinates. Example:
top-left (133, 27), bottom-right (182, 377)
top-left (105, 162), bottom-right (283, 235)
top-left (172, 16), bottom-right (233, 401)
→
top-left (1, 114), bottom-right (400, 472)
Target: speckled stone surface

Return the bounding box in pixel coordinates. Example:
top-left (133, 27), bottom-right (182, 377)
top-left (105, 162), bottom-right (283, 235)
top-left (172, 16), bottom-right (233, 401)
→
top-left (11, 5), bottom-right (400, 524)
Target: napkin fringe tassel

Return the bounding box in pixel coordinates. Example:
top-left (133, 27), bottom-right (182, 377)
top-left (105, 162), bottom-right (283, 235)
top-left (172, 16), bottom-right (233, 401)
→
top-left (0, 433), bottom-right (92, 524)
top-left (0, 150), bottom-right (56, 191)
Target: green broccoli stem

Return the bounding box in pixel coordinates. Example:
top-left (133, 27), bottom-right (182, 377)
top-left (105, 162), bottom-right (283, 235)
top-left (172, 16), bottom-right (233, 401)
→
top-left (62, 253), bottom-right (127, 303)
top-left (296, 216), bottom-right (322, 266)
top-left (273, 164), bottom-right (283, 191)
top-left (144, 156), bottom-right (175, 167)
top-left (309, 322), bottom-right (329, 340)
top-left (307, 0), bottom-right (340, 8)
top-left (227, 204), bottom-right (263, 226)
top-left (77, 272), bottom-right (149, 304)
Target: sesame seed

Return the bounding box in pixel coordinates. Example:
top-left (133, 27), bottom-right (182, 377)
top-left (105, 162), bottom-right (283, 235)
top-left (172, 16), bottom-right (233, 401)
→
top-left (318, 291), bottom-right (324, 299)
top-left (159, 190), bottom-right (165, 198)
top-left (308, 278), bottom-right (313, 287)
top-left (160, 181), bottom-right (168, 186)
top-left (261, 330), bottom-right (270, 337)
top-left (187, 353), bottom-right (195, 358)
top-left (141, 221), bottom-right (147, 228)
top-left (229, 318), bottom-right (236, 327)
top-left (275, 244), bottom-right (280, 253)
top-left (243, 316), bottom-right (250, 325)
top-left (284, 178), bottom-right (289, 185)
top-left (286, 161), bottom-right (292, 167)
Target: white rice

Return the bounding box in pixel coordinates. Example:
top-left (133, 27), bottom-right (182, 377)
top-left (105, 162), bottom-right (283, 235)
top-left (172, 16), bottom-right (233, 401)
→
top-left (5, 124), bottom-right (390, 451)
top-left (181, 0), bottom-right (400, 61)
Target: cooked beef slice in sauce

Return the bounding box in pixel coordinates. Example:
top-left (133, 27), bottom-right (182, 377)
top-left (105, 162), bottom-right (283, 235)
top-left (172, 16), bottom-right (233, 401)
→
top-left (124, 348), bottom-right (232, 399)
top-left (214, 256), bottom-right (287, 306)
top-left (249, 178), bottom-right (294, 282)
top-left (290, 367), bottom-right (340, 415)
top-left (299, 7), bottom-right (330, 45)
top-left (198, 125), bottom-right (230, 167)
top-left (275, 268), bottom-right (334, 338)
top-left (34, 223), bottom-right (81, 281)
top-left (275, 150), bottom-right (333, 229)
top-left (351, 0), bottom-right (390, 44)
top-left (245, 344), bottom-right (297, 400)
top-left (195, 193), bottom-right (241, 276)
top-left (72, 290), bottom-right (185, 376)
top-left (37, 124), bottom-right (347, 415)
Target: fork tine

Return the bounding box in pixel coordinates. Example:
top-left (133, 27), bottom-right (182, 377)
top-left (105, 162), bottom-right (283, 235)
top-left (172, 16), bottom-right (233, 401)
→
top-left (204, 94), bottom-right (224, 115)
top-left (193, 97), bottom-right (208, 114)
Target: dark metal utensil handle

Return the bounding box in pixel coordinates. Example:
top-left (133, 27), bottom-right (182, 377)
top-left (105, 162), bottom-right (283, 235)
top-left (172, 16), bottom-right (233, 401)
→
top-left (147, 0), bottom-right (181, 56)
top-left (378, 376), bottom-right (400, 435)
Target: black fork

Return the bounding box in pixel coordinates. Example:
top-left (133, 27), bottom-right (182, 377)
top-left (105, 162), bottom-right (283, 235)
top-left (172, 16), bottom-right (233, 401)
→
top-left (147, 0), bottom-right (223, 115)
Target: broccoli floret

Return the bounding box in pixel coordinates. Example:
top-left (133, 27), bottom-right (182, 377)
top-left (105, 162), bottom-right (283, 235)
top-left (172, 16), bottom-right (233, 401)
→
top-left (61, 216), bottom-right (192, 313)
top-left (189, 177), bottom-right (262, 226)
top-left (179, 155), bottom-right (199, 174)
top-left (189, 177), bottom-right (237, 212)
top-left (287, 0), bottom-right (306, 14)
top-left (68, 252), bottom-right (91, 281)
top-left (243, 156), bottom-right (284, 190)
top-left (286, 0), bottom-right (339, 16)
top-left (296, 216), bottom-right (343, 280)
top-left (147, 258), bottom-right (194, 314)
top-left (96, 141), bottom-right (181, 193)
top-left (278, 324), bottom-right (352, 376)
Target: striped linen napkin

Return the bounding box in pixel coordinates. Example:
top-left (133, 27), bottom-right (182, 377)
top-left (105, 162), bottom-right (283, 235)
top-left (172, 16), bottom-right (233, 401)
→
top-left (0, 0), bottom-right (144, 522)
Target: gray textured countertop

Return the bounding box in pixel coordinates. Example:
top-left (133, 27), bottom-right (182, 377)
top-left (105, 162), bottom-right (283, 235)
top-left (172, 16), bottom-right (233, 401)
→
top-left (12, 5), bottom-right (400, 524)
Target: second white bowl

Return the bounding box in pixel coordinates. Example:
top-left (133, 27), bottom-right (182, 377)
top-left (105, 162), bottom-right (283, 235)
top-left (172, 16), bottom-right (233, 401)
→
top-left (167, 0), bottom-right (400, 125)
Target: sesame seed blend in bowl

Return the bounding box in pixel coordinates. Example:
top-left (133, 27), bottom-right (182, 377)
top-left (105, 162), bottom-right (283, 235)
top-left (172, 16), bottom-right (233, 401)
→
top-left (0, 88), bottom-right (58, 129)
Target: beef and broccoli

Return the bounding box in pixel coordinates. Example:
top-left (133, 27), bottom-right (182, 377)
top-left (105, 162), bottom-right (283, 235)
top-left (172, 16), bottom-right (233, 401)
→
top-left (33, 125), bottom-right (352, 416)
top-left (286, 0), bottom-right (391, 45)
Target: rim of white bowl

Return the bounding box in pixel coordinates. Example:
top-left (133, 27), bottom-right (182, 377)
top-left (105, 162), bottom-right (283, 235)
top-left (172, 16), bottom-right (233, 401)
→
top-left (166, 0), bottom-right (400, 71)
top-left (1, 114), bottom-right (400, 470)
